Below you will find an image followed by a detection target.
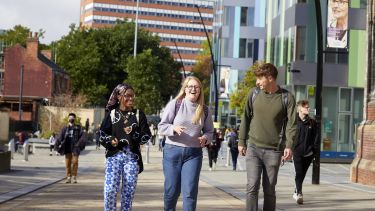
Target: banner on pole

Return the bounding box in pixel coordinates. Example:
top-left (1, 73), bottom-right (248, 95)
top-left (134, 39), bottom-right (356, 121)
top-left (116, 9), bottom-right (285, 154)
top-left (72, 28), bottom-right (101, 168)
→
top-left (326, 0), bottom-right (349, 48)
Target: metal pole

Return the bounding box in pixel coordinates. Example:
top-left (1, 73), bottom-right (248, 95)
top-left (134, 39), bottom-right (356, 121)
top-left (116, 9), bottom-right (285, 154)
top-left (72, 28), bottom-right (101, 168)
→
top-left (195, 5), bottom-right (218, 122)
top-left (145, 141), bottom-right (150, 164)
top-left (133, 0), bottom-right (140, 58)
top-left (19, 65), bottom-right (24, 121)
top-left (173, 41), bottom-right (186, 78)
top-left (313, 0), bottom-right (323, 185)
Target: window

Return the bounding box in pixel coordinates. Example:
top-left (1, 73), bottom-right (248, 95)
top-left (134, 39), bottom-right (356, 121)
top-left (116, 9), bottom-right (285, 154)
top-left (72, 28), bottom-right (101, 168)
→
top-left (240, 7), bottom-right (248, 26)
top-left (240, 7), bottom-right (254, 26)
top-left (295, 27), bottom-right (306, 61)
top-left (239, 39), bottom-right (255, 58)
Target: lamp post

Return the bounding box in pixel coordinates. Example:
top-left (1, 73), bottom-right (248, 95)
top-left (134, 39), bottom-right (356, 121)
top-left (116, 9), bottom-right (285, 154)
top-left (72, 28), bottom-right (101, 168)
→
top-left (133, 0), bottom-right (140, 58)
top-left (192, 4), bottom-right (218, 122)
top-left (313, 0), bottom-right (323, 185)
top-left (173, 41), bottom-right (187, 78)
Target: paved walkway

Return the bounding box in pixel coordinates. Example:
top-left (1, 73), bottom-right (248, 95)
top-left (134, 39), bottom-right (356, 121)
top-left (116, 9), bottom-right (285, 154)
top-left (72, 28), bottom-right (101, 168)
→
top-left (1, 144), bottom-right (375, 210)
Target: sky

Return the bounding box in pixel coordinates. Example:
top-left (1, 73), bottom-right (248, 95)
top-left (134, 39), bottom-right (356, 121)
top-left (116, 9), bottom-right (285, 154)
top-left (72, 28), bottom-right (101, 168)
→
top-left (0, 0), bottom-right (81, 44)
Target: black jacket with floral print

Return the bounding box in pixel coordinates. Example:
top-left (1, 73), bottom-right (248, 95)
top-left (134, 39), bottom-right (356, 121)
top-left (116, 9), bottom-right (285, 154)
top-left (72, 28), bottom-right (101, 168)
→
top-left (99, 108), bottom-right (151, 173)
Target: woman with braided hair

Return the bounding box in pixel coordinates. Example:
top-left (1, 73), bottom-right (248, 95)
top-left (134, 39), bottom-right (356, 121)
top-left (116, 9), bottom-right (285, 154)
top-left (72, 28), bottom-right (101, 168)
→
top-left (99, 83), bottom-right (151, 211)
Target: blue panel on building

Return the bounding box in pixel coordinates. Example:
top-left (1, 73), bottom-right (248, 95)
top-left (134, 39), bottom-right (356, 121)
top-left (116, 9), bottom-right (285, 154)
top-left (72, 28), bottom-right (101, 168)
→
top-left (320, 151), bottom-right (355, 159)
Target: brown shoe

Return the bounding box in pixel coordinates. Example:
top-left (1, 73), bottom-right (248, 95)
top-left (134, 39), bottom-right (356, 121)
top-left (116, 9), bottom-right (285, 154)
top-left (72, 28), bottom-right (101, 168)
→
top-left (65, 177), bottom-right (71, 183)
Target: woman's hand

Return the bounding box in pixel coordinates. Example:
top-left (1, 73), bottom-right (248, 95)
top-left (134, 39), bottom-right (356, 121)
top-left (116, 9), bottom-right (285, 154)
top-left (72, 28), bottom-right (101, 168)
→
top-left (173, 126), bottom-right (186, 136)
top-left (198, 136), bottom-right (207, 147)
top-left (111, 138), bottom-right (119, 147)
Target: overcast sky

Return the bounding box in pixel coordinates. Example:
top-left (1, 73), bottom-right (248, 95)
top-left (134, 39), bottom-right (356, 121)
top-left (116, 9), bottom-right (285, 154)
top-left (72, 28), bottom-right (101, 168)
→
top-left (0, 0), bottom-right (81, 44)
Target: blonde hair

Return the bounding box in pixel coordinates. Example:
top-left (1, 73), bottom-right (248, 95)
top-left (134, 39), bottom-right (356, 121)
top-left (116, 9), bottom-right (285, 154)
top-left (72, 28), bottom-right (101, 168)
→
top-left (175, 76), bottom-right (205, 124)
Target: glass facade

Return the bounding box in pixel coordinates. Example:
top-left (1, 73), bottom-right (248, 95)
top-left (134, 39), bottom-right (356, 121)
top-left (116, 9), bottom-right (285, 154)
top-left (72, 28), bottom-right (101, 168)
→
top-left (265, 0), bottom-right (367, 160)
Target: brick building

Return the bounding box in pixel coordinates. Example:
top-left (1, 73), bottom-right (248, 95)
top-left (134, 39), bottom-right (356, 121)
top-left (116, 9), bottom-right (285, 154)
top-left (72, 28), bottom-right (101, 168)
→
top-left (350, 0), bottom-right (375, 186)
top-left (0, 32), bottom-right (69, 126)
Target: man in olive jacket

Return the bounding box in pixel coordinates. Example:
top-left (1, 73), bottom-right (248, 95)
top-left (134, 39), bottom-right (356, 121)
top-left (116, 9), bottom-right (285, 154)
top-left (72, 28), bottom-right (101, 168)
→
top-left (55, 113), bottom-right (85, 184)
top-left (238, 63), bottom-right (297, 211)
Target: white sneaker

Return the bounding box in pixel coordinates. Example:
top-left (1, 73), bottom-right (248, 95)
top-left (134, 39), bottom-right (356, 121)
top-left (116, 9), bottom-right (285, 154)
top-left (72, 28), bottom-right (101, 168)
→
top-left (209, 167), bottom-right (212, 171)
top-left (72, 176), bottom-right (77, 183)
top-left (293, 192), bottom-right (303, 204)
top-left (65, 177), bottom-right (71, 183)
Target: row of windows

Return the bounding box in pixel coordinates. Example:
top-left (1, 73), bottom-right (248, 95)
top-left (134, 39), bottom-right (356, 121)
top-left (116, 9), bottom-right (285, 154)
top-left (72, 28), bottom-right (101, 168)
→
top-left (138, 23), bottom-right (212, 33)
top-left (182, 61), bottom-right (196, 66)
top-left (91, 6), bottom-right (213, 22)
top-left (118, 0), bottom-right (213, 10)
top-left (160, 37), bottom-right (202, 44)
top-left (90, 18), bottom-right (212, 34)
top-left (170, 48), bottom-right (200, 55)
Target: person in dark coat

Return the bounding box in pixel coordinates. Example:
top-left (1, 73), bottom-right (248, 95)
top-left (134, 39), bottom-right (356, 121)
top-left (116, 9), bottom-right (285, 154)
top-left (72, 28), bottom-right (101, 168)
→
top-left (228, 128), bottom-right (239, 171)
top-left (55, 113), bottom-right (85, 184)
top-left (293, 100), bottom-right (318, 204)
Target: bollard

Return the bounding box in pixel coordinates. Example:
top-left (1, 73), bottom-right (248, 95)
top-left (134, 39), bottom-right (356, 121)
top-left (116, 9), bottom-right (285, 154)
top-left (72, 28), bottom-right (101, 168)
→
top-left (226, 146), bottom-right (231, 167)
top-left (145, 141), bottom-right (150, 164)
top-left (8, 139), bottom-right (15, 159)
top-left (23, 142), bottom-right (29, 161)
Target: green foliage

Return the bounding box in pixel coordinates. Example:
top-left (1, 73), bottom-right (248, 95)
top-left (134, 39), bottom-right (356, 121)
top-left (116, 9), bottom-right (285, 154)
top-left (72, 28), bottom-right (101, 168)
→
top-left (229, 62), bottom-right (261, 116)
top-left (40, 130), bottom-right (54, 139)
top-left (56, 21), bottom-right (181, 110)
top-left (126, 49), bottom-right (163, 114)
top-left (0, 25), bottom-right (45, 47)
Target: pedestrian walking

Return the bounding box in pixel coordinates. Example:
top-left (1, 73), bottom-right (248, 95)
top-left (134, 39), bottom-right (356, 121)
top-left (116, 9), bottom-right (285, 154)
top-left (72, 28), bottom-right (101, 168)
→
top-left (158, 76), bottom-right (214, 211)
top-left (238, 63), bottom-right (297, 211)
top-left (293, 100), bottom-right (318, 204)
top-left (216, 128), bottom-right (224, 159)
top-left (99, 83), bottom-right (151, 211)
top-left (150, 123), bottom-right (157, 145)
top-left (48, 133), bottom-right (57, 156)
top-left (206, 131), bottom-right (219, 171)
top-left (55, 113), bottom-right (86, 184)
top-left (227, 128), bottom-right (239, 171)
top-left (94, 124), bottom-right (101, 150)
top-left (85, 118), bottom-right (90, 132)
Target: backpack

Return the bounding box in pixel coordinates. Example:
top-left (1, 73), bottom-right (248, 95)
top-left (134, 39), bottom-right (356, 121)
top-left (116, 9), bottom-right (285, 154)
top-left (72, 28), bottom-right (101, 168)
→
top-left (249, 87), bottom-right (289, 151)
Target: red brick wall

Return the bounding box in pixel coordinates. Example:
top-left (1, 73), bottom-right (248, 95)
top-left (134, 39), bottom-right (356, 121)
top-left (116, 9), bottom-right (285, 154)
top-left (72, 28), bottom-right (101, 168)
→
top-left (366, 102), bottom-right (375, 120)
top-left (351, 124), bottom-right (375, 185)
top-left (3, 44), bottom-right (53, 98)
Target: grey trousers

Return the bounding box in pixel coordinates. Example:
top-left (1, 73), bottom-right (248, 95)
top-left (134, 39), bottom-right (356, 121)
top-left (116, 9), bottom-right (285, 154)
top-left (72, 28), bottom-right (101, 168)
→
top-left (246, 145), bottom-right (282, 211)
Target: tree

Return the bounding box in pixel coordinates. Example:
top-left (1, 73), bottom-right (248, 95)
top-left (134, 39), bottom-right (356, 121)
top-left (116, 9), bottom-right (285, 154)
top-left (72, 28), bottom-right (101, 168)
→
top-left (126, 49), bottom-right (163, 114)
top-left (229, 62), bottom-right (261, 116)
top-left (0, 25), bottom-right (45, 47)
top-left (56, 21), bottom-right (181, 111)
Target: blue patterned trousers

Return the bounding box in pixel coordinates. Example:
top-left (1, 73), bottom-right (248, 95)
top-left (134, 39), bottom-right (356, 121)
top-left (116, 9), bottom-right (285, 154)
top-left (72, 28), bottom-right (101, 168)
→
top-left (104, 150), bottom-right (139, 211)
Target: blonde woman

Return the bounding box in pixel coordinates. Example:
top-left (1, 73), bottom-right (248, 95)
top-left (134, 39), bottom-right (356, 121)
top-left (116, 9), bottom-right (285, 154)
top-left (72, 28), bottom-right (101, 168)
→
top-left (158, 76), bottom-right (214, 211)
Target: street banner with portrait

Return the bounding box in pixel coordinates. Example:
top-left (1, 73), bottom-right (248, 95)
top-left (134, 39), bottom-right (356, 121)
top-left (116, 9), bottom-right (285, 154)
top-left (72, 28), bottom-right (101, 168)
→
top-left (219, 67), bottom-right (238, 99)
top-left (326, 0), bottom-right (349, 48)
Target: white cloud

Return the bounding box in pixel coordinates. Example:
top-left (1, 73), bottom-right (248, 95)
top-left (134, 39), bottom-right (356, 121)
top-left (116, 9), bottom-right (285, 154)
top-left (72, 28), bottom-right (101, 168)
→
top-left (0, 0), bottom-right (81, 44)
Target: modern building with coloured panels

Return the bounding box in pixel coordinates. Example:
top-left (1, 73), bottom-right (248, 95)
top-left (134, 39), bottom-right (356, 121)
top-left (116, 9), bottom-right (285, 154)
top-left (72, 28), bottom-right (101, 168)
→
top-left (264, 0), bottom-right (367, 162)
top-left (212, 0), bottom-right (266, 127)
top-left (79, 0), bottom-right (214, 71)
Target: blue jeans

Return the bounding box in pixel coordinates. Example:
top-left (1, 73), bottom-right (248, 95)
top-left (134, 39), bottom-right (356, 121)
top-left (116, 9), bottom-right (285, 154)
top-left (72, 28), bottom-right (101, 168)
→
top-left (163, 144), bottom-right (203, 211)
top-left (246, 145), bottom-right (282, 211)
